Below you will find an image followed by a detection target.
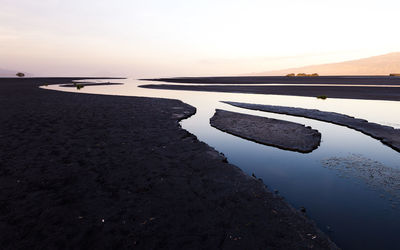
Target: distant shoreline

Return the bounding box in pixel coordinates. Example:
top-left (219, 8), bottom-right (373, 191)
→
top-left (141, 83), bottom-right (400, 101)
top-left (142, 75), bottom-right (400, 85)
top-left (140, 76), bottom-right (400, 101)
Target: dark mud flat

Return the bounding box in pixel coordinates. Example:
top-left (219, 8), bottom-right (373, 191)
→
top-left (140, 84), bottom-right (400, 101)
top-left (59, 82), bottom-right (124, 88)
top-left (0, 78), bottom-right (337, 249)
top-left (144, 76), bottom-right (400, 85)
top-left (225, 101), bottom-right (400, 152)
top-left (210, 110), bottom-right (321, 153)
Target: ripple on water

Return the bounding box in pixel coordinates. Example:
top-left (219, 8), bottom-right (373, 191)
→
top-left (322, 154), bottom-right (400, 208)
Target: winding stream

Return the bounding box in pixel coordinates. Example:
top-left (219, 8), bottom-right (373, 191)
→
top-left (44, 79), bottom-right (400, 249)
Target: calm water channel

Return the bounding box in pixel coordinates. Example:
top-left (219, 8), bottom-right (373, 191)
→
top-left (44, 79), bottom-right (400, 249)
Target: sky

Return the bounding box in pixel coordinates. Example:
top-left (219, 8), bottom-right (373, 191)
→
top-left (1, 0), bottom-right (400, 77)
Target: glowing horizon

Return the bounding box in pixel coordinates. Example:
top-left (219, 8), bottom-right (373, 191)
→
top-left (1, 0), bottom-right (400, 78)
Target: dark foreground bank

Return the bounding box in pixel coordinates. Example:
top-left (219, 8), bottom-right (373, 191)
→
top-left (0, 78), bottom-right (337, 249)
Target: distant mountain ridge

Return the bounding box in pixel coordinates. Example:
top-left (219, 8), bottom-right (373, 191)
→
top-left (251, 52), bottom-right (400, 76)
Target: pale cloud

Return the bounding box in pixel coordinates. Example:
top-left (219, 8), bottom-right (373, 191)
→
top-left (0, 27), bottom-right (19, 41)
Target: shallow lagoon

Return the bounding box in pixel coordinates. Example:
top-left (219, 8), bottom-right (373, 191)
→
top-left (45, 79), bottom-right (400, 249)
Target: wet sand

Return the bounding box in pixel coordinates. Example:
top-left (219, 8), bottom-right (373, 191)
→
top-left (210, 109), bottom-right (321, 153)
top-left (0, 78), bottom-right (337, 249)
top-left (224, 101), bottom-right (400, 153)
top-left (140, 84), bottom-right (400, 101)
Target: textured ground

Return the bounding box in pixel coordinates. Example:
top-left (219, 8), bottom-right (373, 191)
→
top-left (0, 78), bottom-right (337, 249)
top-left (210, 109), bottom-right (321, 153)
top-left (224, 101), bottom-right (400, 153)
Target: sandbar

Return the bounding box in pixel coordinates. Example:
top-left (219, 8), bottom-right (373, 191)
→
top-left (210, 109), bottom-right (321, 153)
top-left (225, 101), bottom-right (400, 153)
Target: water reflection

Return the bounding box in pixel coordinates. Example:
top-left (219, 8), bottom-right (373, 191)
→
top-left (43, 79), bottom-right (400, 249)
